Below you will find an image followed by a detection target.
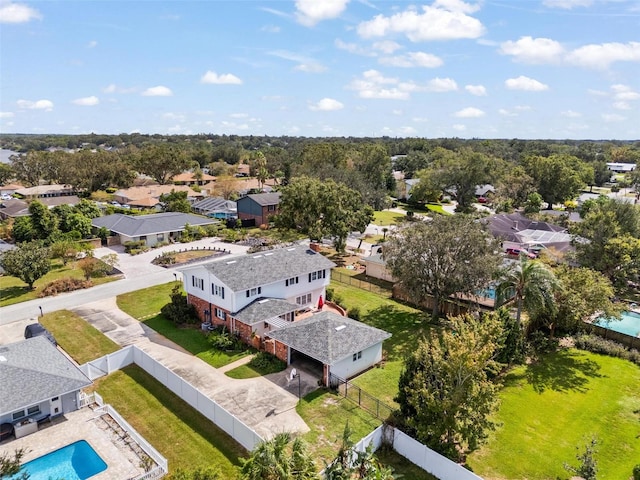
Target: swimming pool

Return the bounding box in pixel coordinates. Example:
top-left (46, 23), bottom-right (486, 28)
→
top-left (10, 440), bottom-right (107, 480)
top-left (595, 310), bottom-right (640, 337)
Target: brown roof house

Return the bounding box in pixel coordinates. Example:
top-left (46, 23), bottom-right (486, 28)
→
top-left (172, 172), bottom-right (216, 186)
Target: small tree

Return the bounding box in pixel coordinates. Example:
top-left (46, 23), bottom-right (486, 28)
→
top-left (564, 437), bottom-right (598, 480)
top-left (77, 256), bottom-right (112, 280)
top-left (0, 241), bottom-right (51, 289)
top-left (0, 448), bottom-right (29, 479)
top-left (161, 285), bottom-right (199, 325)
top-left (50, 238), bottom-right (80, 265)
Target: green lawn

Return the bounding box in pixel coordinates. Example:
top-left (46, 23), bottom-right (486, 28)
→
top-left (372, 210), bottom-right (406, 226)
top-left (90, 365), bottom-right (246, 477)
top-left (375, 448), bottom-right (439, 480)
top-left (329, 281), bottom-right (432, 407)
top-left (467, 349), bottom-right (640, 480)
top-left (40, 310), bottom-right (119, 364)
top-left (225, 353), bottom-right (286, 379)
top-left (117, 282), bottom-right (252, 368)
top-left (0, 258), bottom-right (119, 307)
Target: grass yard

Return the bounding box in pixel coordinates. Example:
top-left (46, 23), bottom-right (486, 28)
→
top-left (298, 389), bottom-right (383, 465)
top-left (0, 258), bottom-right (119, 307)
top-left (40, 310), bottom-right (119, 364)
top-left (375, 448), bottom-right (439, 480)
top-left (329, 281), bottom-right (432, 406)
top-left (225, 353), bottom-right (286, 379)
top-left (372, 210), bottom-right (406, 226)
top-left (117, 282), bottom-right (252, 368)
top-left (90, 365), bottom-right (246, 477)
top-left (467, 349), bottom-right (640, 480)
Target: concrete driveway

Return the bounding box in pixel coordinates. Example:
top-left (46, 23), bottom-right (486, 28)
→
top-left (71, 298), bottom-right (312, 439)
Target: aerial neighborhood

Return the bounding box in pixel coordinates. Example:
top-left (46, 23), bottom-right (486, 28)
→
top-left (0, 133), bottom-right (639, 480)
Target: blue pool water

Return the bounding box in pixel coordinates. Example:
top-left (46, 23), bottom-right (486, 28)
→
top-left (476, 287), bottom-right (497, 300)
top-left (596, 310), bottom-right (640, 337)
top-left (11, 440), bottom-right (107, 480)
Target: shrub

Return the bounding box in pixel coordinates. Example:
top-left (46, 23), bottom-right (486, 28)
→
top-left (325, 288), bottom-right (334, 302)
top-left (528, 331), bottom-right (559, 356)
top-left (124, 240), bottom-right (147, 253)
top-left (208, 327), bottom-right (243, 351)
top-left (633, 464), bottom-right (640, 480)
top-left (248, 352), bottom-right (286, 374)
top-left (574, 333), bottom-right (640, 366)
top-left (39, 278), bottom-right (93, 297)
top-left (160, 285), bottom-right (199, 325)
top-left (153, 251), bottom-right (176, 266)
top-left (348, 306), bottom-right (361, 321)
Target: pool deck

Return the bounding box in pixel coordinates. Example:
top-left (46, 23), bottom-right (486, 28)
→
top-left (0, 407), bottom-right (145, 479)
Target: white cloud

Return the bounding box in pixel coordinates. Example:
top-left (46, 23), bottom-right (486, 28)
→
top-left (543, 0), bottom-right (592, 8)
top-left (566, 42), bottom-right (640, 69)
top-left (611, 84), bottom-right (640, 101)
top-left (454, 107), bottom-right (485, 118)
top-left (561, 110), bottom-right (581, 117)
top-left (230, 113), bottom-right (248, 118)
top-left (87, 40), bottom-right (97, 48)
top-left (613, 102), bottom-right (631, 110)
top-left (499, 36), bottom-right (565, 64)
top-left (200, 71), bottom-right (243, 85)
top-left (309, 98), bottom-right (344, 111)
top-left (465, 84), bottom-right (486, 96)
top-left (426, 77), bottom-right (458, 92)
top-left (294, 63), bottom-right (327, 73)
top-left (398, 126), bottom-right (417, 135)
top-left (347, 69), bottom-right (418, 100)
top-left (498, 109), bottom-right (517, 117)
top-left (268, 50), bottom-right (326, 73)
top-left (452, 124), bottom-right (467, 131)
top-left (379, 51), bottom-right (443, 68)
top-left (295, 0), bottom-right (349, 27)
top-left (372, 40), bottom-right (402, 54)
top-left (72, 96), bottom-right (99, 106)
top-left (0, 111), bottom-right (14, 118)
top-left (102, 84), bottom-right (136, 94)
top-left (356, 2), bottom-right (485, 42)
top-left (0, 1), bottom-right (41, 23)
top-left (16, 99), bottom-right (54, 111)
top-left (335, 39), bottom-right (375, 56)
top-left (162, 112), bottom-right (186, 122)
top-left (141, 86), bottom-right (173, 97)
top-left (505, 76), bottom-right (549, 91)
top-left (602, 113), bottom-right (625, 122)
top-left (103, 84), bottom-right (117, 93)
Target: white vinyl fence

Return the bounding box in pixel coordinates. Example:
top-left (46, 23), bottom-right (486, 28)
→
top-left (351, 425), bottom-right (484, 480)
top-left (80, 345), bottom-right (263, 451)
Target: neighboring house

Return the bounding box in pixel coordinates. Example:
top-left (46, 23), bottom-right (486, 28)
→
top-left (172, 172), bottom-right (216, 186)
top-left (15, 184), bottom-right (75, 199)
top-left (397, 178), bottom-right (420, 200)
top-left (607, 162), bottom-right (635, 173)
top-left (236, 164), bottom-right (250, 177)
top-left (191, 197), bottom-right (237, 220)
top-left (486, 212), bottom-right (573, 255)
top-left (113, 185), bottom-right (203, 207)
top-left (126, 197), bottom-right (162, 210)
top-left (180, 246), bottom-right (335, 343)
top-left (361, 253), bottom-right (395, 283)
top-left (475, 184), bottom-right (495, 199)
top-left (0, 183), bottom-right (22, 196)
top-left (266, 312), bottom-right (391, 385)
top-left (91, 212), bottom-right (218, 247)
top-left (0, 196), bottom-right (81, 221)
top-left (236, 192), bottom-right (281, 226)
top-left (0, 336), bottom-right (92, 433)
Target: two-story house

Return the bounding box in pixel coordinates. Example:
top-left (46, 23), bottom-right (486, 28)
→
top-left (180, 246), bottom-right (335, 343)
top-left (236, 192), bottom-right (280, 226)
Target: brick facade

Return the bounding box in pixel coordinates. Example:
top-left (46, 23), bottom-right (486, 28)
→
top-left (273, 340), bottom-right (288, 363)
top-left (187, 294), bottom-right (230, 328)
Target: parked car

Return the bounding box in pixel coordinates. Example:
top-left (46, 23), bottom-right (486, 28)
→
top-left (0, 194), bottom-right (12, 200)
top-left (505, 247), bottom-right (537, 259)
top-left (477, 196), bottom-right (488, 204)
top-left (24, 323), bottom-right (57, 346)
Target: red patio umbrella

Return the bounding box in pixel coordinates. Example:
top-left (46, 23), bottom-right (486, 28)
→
top-left (317, 295), bottom-right (324, 309)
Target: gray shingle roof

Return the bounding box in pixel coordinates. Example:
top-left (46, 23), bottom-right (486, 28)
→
top-left (239, 192), bottom-right (281, 206)
top-left (192, 197), bottom-right (237, 214)
top-left (232, 298), bottom-right (298, 325)
top-left (91, 212), bottom-right (218, 237)
top-left (267, 311), bottom-right (391, 365)
top-left (0, 337), bottom-right (92, 416)
top-left (201, 246), bottom-right (336, 291)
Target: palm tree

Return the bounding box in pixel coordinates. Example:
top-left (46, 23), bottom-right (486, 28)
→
top-left (239, 432), bottom-right (318, 480)
top-left (496, 254), bottom-right (559, 328)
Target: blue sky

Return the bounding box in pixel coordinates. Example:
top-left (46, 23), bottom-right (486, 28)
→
top-left (1, 0), bottom-right (639, 139)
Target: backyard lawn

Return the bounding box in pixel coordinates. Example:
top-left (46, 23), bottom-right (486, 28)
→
top-left (117, 282), bottom-right (252, 368)
top-left (40, 310), bottom-right (119, 364)
top-left (0, 258), bottom-right (120, 307)
top-left (372, 210), bottom-right (406, 226)
top-left (90, 365), bottom-right (246, 477)
top-left (467, 349), bottom-right (640, 480)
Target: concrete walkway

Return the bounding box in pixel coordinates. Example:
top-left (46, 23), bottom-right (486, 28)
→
top-left (72, 298), bottom-right (311, 440)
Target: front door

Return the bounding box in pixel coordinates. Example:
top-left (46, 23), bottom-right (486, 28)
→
top-left (50, 396), bottom-right (62, 417)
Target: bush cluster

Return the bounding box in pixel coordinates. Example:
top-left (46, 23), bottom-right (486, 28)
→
top-left (248, 352), bottom-right (286, 373)
top-left (208, 327), bottom-right (243, 351)
top-left (39, 278), bottom-right (93, 297)
top-left (573, 334), bottom-right (640, 366)
top-left (160, 286), bottom-right (198, 325)
top-left (325, 288), bottom-right (334, 302)
top-left (348, 306), bottom-right (361, 321)
top-left (123, 240), bottom-right (148, 254)
top-left (153, 251), bottom-right (177, 266)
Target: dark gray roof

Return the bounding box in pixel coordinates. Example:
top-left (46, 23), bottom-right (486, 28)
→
top-left (267, 312), bottom-right (391, 365)
top-left (362, 253), bottom-right (385, 265)
top-left (0, 337), bottom-right (92, 416)
top-left (486, 212), bottom-right (566, 243)
top-left (92, 212), bottom-right (218, 237)
top-left (232, 298), bottom-right (298, 325)
top-left (0, 198), bottom-right (30, 217)
top-left (238, 192), bottom-right (281, 206)
top-left (201, 246), bottom-right (336, 291)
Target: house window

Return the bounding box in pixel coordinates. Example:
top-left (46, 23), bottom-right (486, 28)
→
top-left (308, 270), bottom-right (326, 282)
top-left (212, 284), bottom-right (225, 298)
top-left (285, 277), bottom-right (299, 286)
top-left (11, 410), bottom-right (25, 421)
top-left (157, 233), bottom-right (165, 242)
top-left (296, 293), bottom-right (312, 306)
top-left (192, 276), bottom-right (204, 290)
top-left (268, 205), bottom-right (276, 212)
top-left (27, 405), bottom-right (40, 416)
top-left (353, 351), bottom-right (362, 362)
top-left (215, 308), bottom-right (226, 320)
top-left (246, 287), bottom-right (262, 298)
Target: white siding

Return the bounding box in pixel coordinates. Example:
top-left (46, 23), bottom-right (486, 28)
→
top-left (364, 262), bottom-right (395, 282)
top-left (330, 343), bottom-right (383, 380)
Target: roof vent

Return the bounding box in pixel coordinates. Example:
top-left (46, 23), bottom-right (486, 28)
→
top-left (258, 299), bottom-right (269, 304)
top-left (253, 255), bottom-right (263, 259)
top-left (226, 260), bottom-right (236, 264)
top-left (287, 247), bottom-right (295, 251)
top-left (0, 355), bottom-right (6, 362)
top-left (335, 325), bottom-right (346, 332)
top-left (264, 252), bottom-right (274, 256)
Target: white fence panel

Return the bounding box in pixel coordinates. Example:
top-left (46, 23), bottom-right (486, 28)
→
top-left (196, 392), bottom-right (216, 422)
top-left (108, 346), bottom-right (135, 370)
top-left (166, 369), bottom-right (183, 395)
top-left (213, 403), bottom-right (235, 437)
top-left (233, 420), bottom-right (262, 451)
top-left (180, 380), bottom-right (199, 408)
